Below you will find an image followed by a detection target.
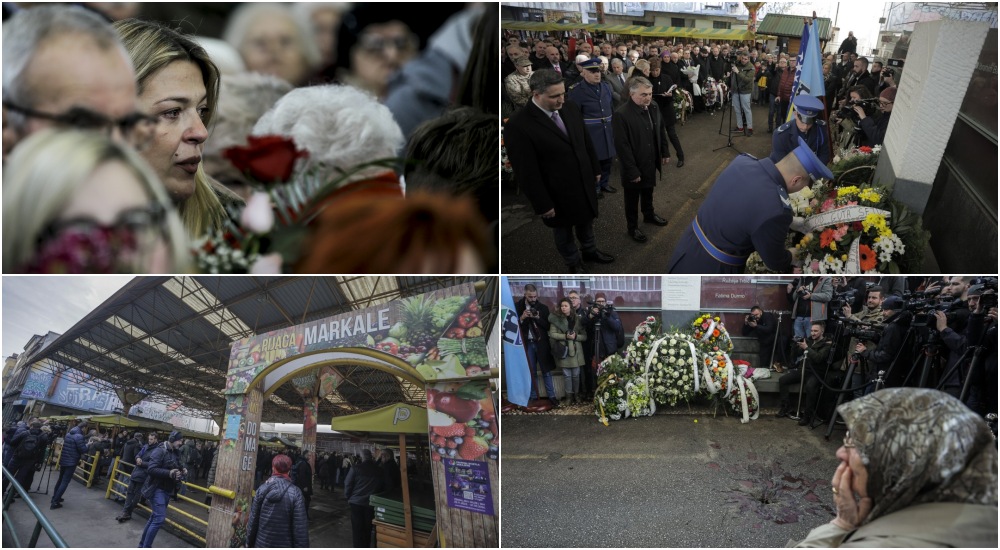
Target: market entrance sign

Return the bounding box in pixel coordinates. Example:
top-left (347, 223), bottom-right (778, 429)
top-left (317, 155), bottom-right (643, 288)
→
top-left (206, 283), bottom-right (498, 547)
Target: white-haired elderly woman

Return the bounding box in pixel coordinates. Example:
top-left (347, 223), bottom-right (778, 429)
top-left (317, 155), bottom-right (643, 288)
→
top-left (223, 3), bottom-right (321, 87)
top-left (794, 388), bottom-right (997, 547)
top-left (251, 84), bottom-right (404, 195)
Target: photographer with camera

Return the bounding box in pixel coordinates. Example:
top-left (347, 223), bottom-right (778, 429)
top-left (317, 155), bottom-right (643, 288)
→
top-left (854, 295), bottom-right (912, 389)
top-left (516, 284), bottom-right (558, 407)
top-left (586, 292), bottom-right (624, 363)
top-left (843, 286), bottom-right (885, 397)
top-left (935, 280), bottom-right (994, 412)
top-left (830, 85), bottom-right (875, 151)
top-left (878, 67), bottom-right (896, 95)
top-left (8, 419), bottom-right (49, 494)
top-left (138, 431), bottom-right (187, 548)
top-left (776, 322), bottom-right (833, 425)
top-left (732, 50), bottom-right (756, 134)
top-left (854, 86), bottom-right (896, 147)
top-left (787, 277), bottom-right (833, 339)
top-left (742, 306), bottom-right (777, 369)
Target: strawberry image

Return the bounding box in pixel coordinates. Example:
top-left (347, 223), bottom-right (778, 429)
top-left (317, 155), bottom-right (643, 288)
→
top-left (458, 436), bottom-right (489, 460)
top-left (464, 425), bottom-right (476, 438)
top-left (445, 440), bottom-right (458, 449)
top-left (432, 423), bottom-right (466, 438)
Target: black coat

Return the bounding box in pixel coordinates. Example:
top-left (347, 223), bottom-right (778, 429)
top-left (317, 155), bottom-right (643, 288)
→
top-left (838, 35), bottom-right (857, 55)
top-left (344, 460), bottom-right (385, 506)
top-left (121, 438), bottom-right (141, 468)
top-left (663, 60), bottom-right (682, 86)
top-left (58, 426), bottom-right (88, 467)
top-left (504, 100), bottom-right (600, 228)
top-left (516, 297), bottom-right (555, 373)
top-left (862, 310), bottom-right (913, 385)
top-left (742, 311), bottom-right (777, 349)
top-left (859, 112), bottom-right (890, 147)
top-left (649, 72), bottom-right (678, 128)
top-left (613, 100), bottom-right (669, 189)
top-left (708, 54), bottom-right (727, 81)
top-left (130, 443), bottom-right (155, 484)
top-left (246, 476), bottom-right (309, 548)
top-left (142, 442), bottom-right (183, 499)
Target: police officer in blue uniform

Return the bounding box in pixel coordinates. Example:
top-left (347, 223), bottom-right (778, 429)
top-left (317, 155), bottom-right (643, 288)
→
top-left (567, 57), bottom-right (617, 196)
top-left (770, 94), bottom-right (831, 165)
top-left (668, 137), bottom-right (835, 273)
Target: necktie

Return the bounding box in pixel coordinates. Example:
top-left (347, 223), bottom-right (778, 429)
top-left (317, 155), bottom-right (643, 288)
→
top-left (551, 111), bottom-right (568, 135)
top-left (554, 64), bottom-right (561, 74)
top-left (620, 74), bottom-right (625, 86)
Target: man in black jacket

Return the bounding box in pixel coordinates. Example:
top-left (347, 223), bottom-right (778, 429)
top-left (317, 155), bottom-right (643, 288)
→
top-left (138, 431), bottom-right (185, 548)
top-left (516, 284), bottom-right (557, 406)
top-left (742, 306), bottom-right (778, 369)
top-left (292, 452), bottom-right (314, 518)
top-left (8, 420), bottom-right (48, 492)
top-left (50, 420), bottom-right (88, 509)
top-left (613, 76), bottom-right (670, 244)
top-left (856, 86), bottom-right (895, 147)
top-left (837, 31), bottom-right (858, 55)
top-left (855, 296), bottom-right (912, 388)
top-left (504, 69), bottom-right (615, 273)
top-left (247, 454), bottom-right (309, 548)
top-left (777, 322), bottom-right (833, 424)
top-left (118, 432), bottom-right (157, 522)
top-left (344, 450), bottom-right (385, 548)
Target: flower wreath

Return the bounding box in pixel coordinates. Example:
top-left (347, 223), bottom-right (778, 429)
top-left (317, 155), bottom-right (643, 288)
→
top-left (643, 332), bottom-right (702, 407)
top-left (691, 313), bottom-right (733, 353)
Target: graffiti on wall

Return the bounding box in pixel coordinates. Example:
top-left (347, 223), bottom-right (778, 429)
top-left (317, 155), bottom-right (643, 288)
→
top-left (20, 370), bottom-right (53, 399)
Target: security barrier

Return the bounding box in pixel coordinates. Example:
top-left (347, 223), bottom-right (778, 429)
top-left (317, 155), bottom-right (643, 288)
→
top-left (105, 457), bottom-right (211, 546)
top-left (72, 452), bottom-right (101, 488)
top-left (2, 465), bottom-right (68, 547)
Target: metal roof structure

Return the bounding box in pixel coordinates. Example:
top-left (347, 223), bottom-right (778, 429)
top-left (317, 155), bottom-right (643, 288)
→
top-left (24, 276), bottom-right (497, 424)
top-left (756, 14), bottom-right (833, 41)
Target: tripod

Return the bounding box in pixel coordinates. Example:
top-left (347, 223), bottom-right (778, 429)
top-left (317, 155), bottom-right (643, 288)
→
top-left (713, 65), bottom-right (746, 153)
top-left (31, 445), bottom-right (55, 495)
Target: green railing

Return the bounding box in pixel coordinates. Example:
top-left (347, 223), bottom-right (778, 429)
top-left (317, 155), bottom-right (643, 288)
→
top-left (2, 465), bottom-right (69, 547)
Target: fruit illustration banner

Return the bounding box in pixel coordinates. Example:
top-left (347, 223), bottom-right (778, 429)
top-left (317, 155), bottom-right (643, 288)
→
top-left (225, 284), bottom-right (488, 393)
top-left (428, 379), bottom-right (498, 463)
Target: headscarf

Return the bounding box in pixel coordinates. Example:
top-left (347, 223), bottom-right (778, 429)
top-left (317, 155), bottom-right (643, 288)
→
top-left (837, 388), bottom-right (998, 524)
top-left (272, 454), bottom-right (292, 479)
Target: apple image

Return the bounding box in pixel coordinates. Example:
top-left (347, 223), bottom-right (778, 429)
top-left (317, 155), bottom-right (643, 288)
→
top-left (434, 391), bottom-right (481, 423)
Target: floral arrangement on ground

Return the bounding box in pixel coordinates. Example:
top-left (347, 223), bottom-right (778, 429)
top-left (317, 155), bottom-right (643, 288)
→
top-left (691, 313), bottom-right (733, 354)
top-left (746, 146), bottom-right (928, 274)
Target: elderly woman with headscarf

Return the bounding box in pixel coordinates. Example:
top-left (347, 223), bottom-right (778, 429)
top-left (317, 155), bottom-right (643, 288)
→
top-left (794, 388), bottom-right (997, 547)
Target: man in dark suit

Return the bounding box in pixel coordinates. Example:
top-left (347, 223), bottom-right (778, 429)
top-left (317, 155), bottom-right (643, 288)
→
top-left (504, 69), bottom-right (615, 273)
top-left (606, 58), bottom-right (627, 108)
top-left (613, 76), bottom-right (670, 244)
top-left (535, 45), bottom-right (569, 77)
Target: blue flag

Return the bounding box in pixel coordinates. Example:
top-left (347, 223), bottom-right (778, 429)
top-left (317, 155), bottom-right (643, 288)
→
top-left (786, 19), bottom-right (826, 122)
top-left (500, 277), bottom-right (531, 406)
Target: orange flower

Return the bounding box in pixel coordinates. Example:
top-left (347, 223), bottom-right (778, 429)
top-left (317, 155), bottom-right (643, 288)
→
top-left (712, 329), bottom-right (720, 337)
top-left (819, 228), bottom-right (835, 249)
top-left (859, 244), bottom-right (877, 271)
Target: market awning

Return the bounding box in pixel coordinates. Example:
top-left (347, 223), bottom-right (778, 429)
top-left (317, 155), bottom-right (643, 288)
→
top-left (330, 403), bottom-right (428, 435)
top-left (501, 21), bottom-right (757, 41)
top-left (756, 14), bottom-right (832, 40)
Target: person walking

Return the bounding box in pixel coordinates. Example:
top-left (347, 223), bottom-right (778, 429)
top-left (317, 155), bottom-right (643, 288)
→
top-left (117, 432), bottom-right (157, 522)
top-left (344, 449), bottom-right (385, 548)
top-left (50, 420), bottom-right (88, 509)
top-left (246, 454), bottom-right (309, 548)
top-left (292, 451), bottom-right (314, 518)
top-left (138, 431), bottom-right (186, 548)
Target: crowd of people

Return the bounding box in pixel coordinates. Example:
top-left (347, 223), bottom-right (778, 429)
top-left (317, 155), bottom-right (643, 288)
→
top-left (755, 276), bottom-right (998, 429)
top-left (2, 415), bottom-right (411, 548)
top-left (514, 284), bottom-right (625, 407)
top-left (502, 31), bottom-right (905, 273)
top-left (2, 3), bottom-right (497, 274)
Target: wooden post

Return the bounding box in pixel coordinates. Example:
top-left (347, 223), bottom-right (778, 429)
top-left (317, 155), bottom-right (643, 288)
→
top-left (205, 383), bottom-right (263, 547)
top-left (400, 433), bottom-right (413, 547)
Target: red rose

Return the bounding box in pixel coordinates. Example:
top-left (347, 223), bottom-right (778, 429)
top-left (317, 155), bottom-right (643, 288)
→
top-left (222, 135), bottom-right (308, 184)
top-left (853, 221), bottom-right (864, 231)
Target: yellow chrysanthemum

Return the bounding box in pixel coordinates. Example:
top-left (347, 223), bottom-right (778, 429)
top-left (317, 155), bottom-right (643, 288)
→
top-left (858, 189), bottom-right (882, 203)
top-left (837, 186), bottom-right (860, 198)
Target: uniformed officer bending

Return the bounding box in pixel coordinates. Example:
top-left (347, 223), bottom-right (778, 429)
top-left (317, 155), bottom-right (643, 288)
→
top-left (770, 94), bottom-right (831, 165)
top-left (667, 137), bottom-right (834, 273)
top-left (567, 57), bottom-right (618, 196)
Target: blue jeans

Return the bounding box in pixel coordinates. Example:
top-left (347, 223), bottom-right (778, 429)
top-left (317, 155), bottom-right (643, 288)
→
top-left (50, 464), bottom-right (76, 505)
top-left (793, 316), bottom-right (811, 340)
top-left (562, 367), bottom-right (581, 395)
top-left (733, 93), bottom-right (752, 129)
top-left (139, 488), bottom-right (170, 547)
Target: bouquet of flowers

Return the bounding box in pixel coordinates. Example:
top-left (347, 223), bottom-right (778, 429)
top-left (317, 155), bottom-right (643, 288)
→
top-left (624, 378), bottom-right (655, 418)
top-left (625, 316), bottom-right (662, 371)
top-left (691, 313), bottom-right (733, 354)
top-left (702, 351), bottom-right (734, 397)
top-left (727, 359), bottom-right (760, 423)
top-left (645, 332), bottom-right (702, 407)
top-left (193, 135), bottom-right (399, 273)
top-left (594, 354), bottom-right (634, 425)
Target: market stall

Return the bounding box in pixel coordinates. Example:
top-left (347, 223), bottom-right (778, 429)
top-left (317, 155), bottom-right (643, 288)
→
top-left (331, 402), bottom-right (431, 548)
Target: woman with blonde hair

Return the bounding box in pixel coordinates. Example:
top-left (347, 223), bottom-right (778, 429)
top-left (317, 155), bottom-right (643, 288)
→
top-left (2, 129), bottom-right (188, 273)
top-left (114, 18), bottom-right (239, 239)
top-left (627, 58), bottom-right (650, 80)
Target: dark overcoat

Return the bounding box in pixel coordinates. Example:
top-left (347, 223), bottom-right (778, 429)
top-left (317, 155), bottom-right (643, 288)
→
top-left (613, 100), bottom-right (668, 190)
top-left (504, 100), bottom-right (600, 228)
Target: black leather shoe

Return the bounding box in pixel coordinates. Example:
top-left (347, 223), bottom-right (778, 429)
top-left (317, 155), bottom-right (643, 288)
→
top-left (628, 229), bottom-right (647, 243)
top-left (583, 250), bottom-right (615, 263)
top-left (675, 160), bottom-right (684, 168)
top-left (644, 214), bottom-right (668, 226)
top-left (601, 185), bottom-right (618, 193)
